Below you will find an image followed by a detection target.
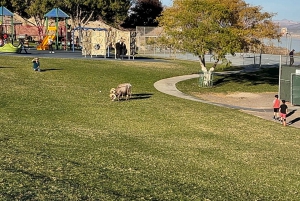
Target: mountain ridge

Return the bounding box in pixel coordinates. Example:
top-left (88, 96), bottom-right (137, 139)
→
top-left (274, 20), bottom-right (300, 34)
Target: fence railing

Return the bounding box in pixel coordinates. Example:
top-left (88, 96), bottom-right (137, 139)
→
top-left (199, 72), bottom-right (214, 87)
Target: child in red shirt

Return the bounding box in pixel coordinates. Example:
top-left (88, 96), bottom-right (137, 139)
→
top-left (273, 95), bottom-right (280, 120)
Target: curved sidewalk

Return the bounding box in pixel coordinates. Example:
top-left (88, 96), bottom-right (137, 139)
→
top-left (154, 74), bottom-right (271, 112)
top-left (154, 74), bottom-right (300, 128)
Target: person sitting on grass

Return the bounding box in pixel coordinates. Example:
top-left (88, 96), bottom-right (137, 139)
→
top-left (32, 58), bottom-right (41, 72)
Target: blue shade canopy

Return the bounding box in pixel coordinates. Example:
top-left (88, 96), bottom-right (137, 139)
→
top-left (0, 6), bottom-right (14, 16)
top-left (44, 8), bottom-right (69, 18)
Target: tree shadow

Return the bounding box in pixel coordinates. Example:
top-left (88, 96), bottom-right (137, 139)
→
top-left (213, 67), bottom-right (279, 86)
top-left (213, 77), bottom-right (226, 85)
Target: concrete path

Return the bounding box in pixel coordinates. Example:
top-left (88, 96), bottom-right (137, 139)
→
top-left (154, 74), bottom-right (300, 128)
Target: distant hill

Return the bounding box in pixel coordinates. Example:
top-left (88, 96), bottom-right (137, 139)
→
top-left (274, 20), bottom-right (300, 34)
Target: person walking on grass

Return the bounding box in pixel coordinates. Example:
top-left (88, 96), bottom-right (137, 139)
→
top-left (279, 100), bottom-right (288, 126)
top-left (273, 95), bottom-right (280, 120)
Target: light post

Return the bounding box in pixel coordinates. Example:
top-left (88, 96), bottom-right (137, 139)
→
top-left (285, 32), bottom-right (292, 65)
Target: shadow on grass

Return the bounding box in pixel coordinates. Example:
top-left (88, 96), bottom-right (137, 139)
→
top-left (41, 68), bottom-right (63, 72)
top-left (213, 67), bottom-right (279, 86)
top-left (132, 93), bottom-right (153, 100)
top-left (0, 66), bottom-right (14, 68)
top-left (133, 56), bottom-right (170, 62)
top-left (4, 167), bottom-right (52, 182)
top-left (117, 93), bottom-right (153, 101)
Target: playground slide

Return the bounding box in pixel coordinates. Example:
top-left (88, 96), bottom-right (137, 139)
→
top-left (37, 35), bottom-right (56, 50)
top-left (0, 43), bottom-right (21, 53)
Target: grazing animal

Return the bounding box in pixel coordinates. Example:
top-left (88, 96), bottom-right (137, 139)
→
top-left (109, 93), bottom-right (116, 101)
top-left (110, 83), bottom-right (132, 101)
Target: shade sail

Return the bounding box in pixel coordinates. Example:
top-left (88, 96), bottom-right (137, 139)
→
top-left (44, 8), bottom-right (69, 18)
top-left (0, 6), bottom-right (14, 16)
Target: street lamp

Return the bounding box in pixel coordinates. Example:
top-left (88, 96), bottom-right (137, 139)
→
top-left (285, 32), bottom-right (292, 65)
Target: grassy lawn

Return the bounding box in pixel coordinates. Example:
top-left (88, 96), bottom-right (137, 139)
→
top-left (0, 55), bottom-right (299, 200)
top-left (177, 67), bottom-right (280, 95)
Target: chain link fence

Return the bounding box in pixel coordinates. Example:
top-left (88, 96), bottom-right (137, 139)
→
top-left (136, 26), bottom-right (175, 55)
top-left (135, 26), bottom-right (300, 68)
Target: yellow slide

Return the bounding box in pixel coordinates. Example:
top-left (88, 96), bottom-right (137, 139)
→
top-left (37, 35), bottom-right (56, 50)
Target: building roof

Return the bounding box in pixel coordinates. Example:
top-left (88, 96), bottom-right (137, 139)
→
top-left (44, 8), bottom-right (69, 18)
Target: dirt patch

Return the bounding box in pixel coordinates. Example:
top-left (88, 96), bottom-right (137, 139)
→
top-left (193, 92), bottom-right (278, 109)
top-left (192, 92), bottom-right (300, 128)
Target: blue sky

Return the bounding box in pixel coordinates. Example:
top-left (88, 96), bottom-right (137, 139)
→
top-left (160, 0), bottom-right (300, 22)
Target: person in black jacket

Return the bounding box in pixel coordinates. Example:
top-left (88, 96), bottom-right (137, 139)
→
top-left (289, 49), bottom-right (295, 66)
top-left (120, 41), bottom-right (127, 59)
top-left (115, 40), bottom-right (121, 59)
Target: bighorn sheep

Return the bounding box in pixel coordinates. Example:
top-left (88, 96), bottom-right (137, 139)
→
top-left (110, 83), bottom-right (132, 101)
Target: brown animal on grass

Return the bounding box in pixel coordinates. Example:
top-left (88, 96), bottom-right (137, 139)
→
top-left (110, 83), bottom-right (132, 101)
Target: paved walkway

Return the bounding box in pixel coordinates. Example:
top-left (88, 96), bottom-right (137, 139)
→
top-left (154, 74), bottom-right (300, 128)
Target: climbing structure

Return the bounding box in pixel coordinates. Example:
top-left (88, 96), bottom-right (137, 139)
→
top-left (37, 7), bottom-right (69, 51)
top-left (79, 28), bottom-right (107, 57)
top-left (0, 6), bottom-right (14, 45)
top-left (76, 26), bottom-right (135, 59)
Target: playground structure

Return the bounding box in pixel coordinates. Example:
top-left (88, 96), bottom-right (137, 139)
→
top-left (37, 26), bottom-right (57, 50)
top-left (37, 8), bottom-right (69, 51)
top-left (0, 6), bottom-right (18, 52)
top-left (1, 6), bottom-right (137, 56)
top-left (0, 6), bottom-right (68, 53)
top-left (0, 43), bottom-right (20, 52)
top-left (77, 27), bottom-right (108, 57)
top-left (74, 26), bottom-right (136, 59)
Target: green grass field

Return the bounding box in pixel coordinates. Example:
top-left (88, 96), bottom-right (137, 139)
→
top-left (0, 55), bottom-right (299, 200)
top-left (177, 67), bottom-right (280, 94)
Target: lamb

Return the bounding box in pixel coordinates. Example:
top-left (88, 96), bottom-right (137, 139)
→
top-left (110, 83), bottom-right (132, 101)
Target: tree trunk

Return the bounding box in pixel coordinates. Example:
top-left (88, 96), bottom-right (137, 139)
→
top-left (198, 55), bottom-right (217, 87)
